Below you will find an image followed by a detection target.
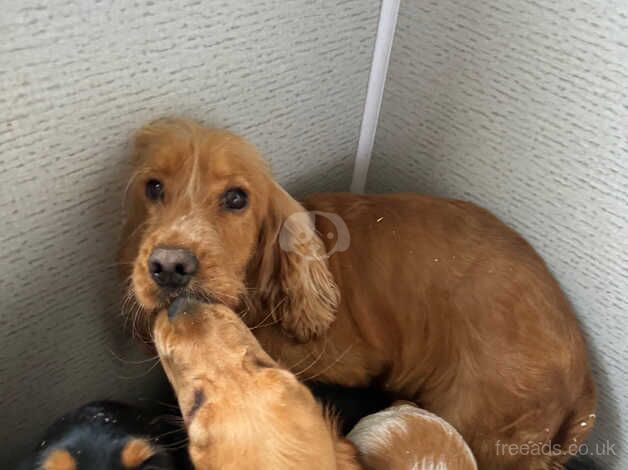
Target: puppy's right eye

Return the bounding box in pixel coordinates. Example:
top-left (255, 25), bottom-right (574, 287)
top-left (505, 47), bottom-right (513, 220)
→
top-left (145, 179), bottom-right (164, 202)
top-left (221, 187), bottom-right (248, 211)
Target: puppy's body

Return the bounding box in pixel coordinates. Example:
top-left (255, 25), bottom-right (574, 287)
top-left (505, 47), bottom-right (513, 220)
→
top-left (250, 192), bottom-right (596, 469)
top-left (120, 119), bottom-right (595, 470)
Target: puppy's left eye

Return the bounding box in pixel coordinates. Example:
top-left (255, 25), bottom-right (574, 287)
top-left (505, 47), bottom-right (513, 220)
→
top-left (145, 179), bottom-right (164, 202)
top-left (221, 187), bottom-right (248, 210)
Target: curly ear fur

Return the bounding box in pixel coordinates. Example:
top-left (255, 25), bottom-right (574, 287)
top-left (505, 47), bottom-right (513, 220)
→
top-left (253, 183), bottom-right (339, 342)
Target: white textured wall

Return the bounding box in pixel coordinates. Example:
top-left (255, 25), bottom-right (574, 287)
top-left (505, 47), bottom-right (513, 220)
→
top-left (0, 0), bottom-right (379, 465)
top-left (369, 0), bottom-right (627, 467)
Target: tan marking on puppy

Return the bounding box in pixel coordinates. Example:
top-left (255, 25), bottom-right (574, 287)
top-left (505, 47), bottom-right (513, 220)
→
top-left (121, 438), bottom-right (155, 468)
top-left (348, 402), bottom-right (477, 470)
top-left (42, 449), bottom-right (76, 470)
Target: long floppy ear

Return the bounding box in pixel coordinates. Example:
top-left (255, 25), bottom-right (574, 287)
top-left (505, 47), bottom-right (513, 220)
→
top-left (253, 183), bottom-right (339, 342)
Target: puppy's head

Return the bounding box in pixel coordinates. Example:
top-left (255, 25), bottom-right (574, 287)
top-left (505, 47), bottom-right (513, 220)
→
top-left (118, 118), bottom-right (338, 342)
top-left (19, 401), bottom-right (176, 470)
top-left (152, 302), bottom-right (344, 470)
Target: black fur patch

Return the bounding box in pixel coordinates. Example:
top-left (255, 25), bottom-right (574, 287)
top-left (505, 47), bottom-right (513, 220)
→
top-left (306, 382), bottom-right (394, 435)
top-left (17, 400), bottom-right (186, 469)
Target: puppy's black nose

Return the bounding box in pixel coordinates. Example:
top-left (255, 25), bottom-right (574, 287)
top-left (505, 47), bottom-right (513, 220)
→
top-left (148, 247), bottom-right (198, 289)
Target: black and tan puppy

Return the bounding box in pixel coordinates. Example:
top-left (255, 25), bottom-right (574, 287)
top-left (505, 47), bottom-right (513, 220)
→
top-left (18, 401), bottom-right (180, 470)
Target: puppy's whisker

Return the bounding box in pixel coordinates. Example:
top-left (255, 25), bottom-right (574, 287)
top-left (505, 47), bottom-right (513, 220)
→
top-left (249, 308), bottom-right (275, 330)
top-left (149, 417), bottom-right (185, 428)
top-left (189, 285), bottom-right (240, 306)
top-left (239, 307), bottom-right (250, 321)
top-left (238, 297), bottom-right (256, 321)
top-left (108, 261), bottom-right (136, 268)
top-left (121, 296), bottom-right (135, 330)
top-left (246, 296), bottom-right (286, 330)
top-left (130, 302), bottom-right (142, 340)
top-left (249, 318), bottom-right (280, 330)
top-left (285, 350), bottom-right (315, 371)
top-left (153, 415), bottom-right (185, 426)
top-left (301, 343), bottom-right (355, 382)
top-left (293, 337), bottom-right (328, 378)
top-left (120, 284), bottom-right (147, 340)
top-left (216, 292), bottom-right (241, 304)
top-left (108, 347), bottom-right (158, 365)
top-left (124, 292), bottom-right (151, 342)
top-left (120, 289), bottom-right (138, 318)
top-left (151, 426), bottom-right (187, 440)
top-left (140, 398), bottom-right (183, 411)
top-left (159, 437), bottom-right (189, 451)
top-left (114, 356), bottom-right (161, 380)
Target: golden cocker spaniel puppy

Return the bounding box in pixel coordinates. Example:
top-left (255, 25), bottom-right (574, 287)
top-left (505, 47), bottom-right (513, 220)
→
top-left (119, 118), bottom-right (595, 469)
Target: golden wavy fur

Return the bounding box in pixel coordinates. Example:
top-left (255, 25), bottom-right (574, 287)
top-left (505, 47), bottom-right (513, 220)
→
top-left (119, 118), bottom-right (596, 469)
